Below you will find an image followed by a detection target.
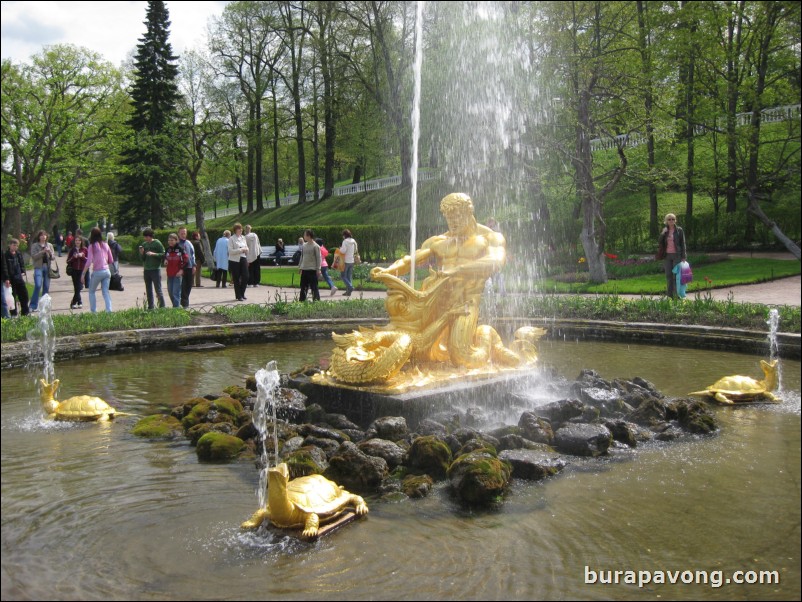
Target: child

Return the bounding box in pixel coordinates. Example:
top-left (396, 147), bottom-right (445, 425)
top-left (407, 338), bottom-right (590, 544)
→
top-left (164, 233), bottom-right (188, 308)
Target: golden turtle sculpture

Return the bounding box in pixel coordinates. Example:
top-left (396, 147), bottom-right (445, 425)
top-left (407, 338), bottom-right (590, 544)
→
top-left (241, 462), bottom-right (368, 538)
top-left (40, 378), bottom-right (117, 421)
top-left (688, 360), bottom-right (779, 404)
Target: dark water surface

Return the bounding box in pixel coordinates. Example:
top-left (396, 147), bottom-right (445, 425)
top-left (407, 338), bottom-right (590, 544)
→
top-left (1, 340), bottom-right (799, 600)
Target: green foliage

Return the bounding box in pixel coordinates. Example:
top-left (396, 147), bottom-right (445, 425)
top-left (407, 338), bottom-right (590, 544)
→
top-left (0, 307), bottom-right (192, 343)
top-left (538, 258), bottom-right (801, 294)
top-left (117, 1), bottom-right (182, 232)
top-left (507, 294), bottom-right (800, 333)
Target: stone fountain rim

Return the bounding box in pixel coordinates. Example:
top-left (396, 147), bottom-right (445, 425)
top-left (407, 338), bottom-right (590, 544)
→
top-left (0, 317), bottom-right (798, 370)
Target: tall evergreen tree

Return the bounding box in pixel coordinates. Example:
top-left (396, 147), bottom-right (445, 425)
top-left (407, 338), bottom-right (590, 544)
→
top-left (117, 0), bottom-right (181, 232)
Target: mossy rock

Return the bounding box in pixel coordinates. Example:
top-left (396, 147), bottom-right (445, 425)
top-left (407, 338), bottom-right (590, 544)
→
top-left (170, 396), bottom-right (208, 420)
top-left (187, 423), bottom-right (214, 445)
top-left (245, 375), bottom-right (257, 392)
top-left (181, 397), bottom-right (242, 429)
top-left (402, 474), bottom-right (434, 498)
top-left (285, 447), bottom-right (328, 478)
top-left (213, 396), bottom-right (244, 417)
top-left (196, 432), bottom-right (245, 462)
top-left (406, 435), bottom-right (453, 480)
top-left (132, 414), bottom-right (184, 440)
top-left (447, 450), bottom-right (511, 506)
top-left (223, 385), bottom-right (251, 401)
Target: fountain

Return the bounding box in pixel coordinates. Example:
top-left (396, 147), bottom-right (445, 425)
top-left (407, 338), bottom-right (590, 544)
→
top-left (768, 308), bottom-right (784, 393)
top-left (1, 3), bottom-right (799, 599)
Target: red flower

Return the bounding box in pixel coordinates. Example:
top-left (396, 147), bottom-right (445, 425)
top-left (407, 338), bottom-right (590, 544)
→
top-left (604, 253), bottom-right (618, 259)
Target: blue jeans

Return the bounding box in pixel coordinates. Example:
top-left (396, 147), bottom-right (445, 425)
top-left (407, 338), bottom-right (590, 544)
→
top-left (320, 266), bottom-right (335, 289)
top-left (30, 266), bottom-right (50, 310)
top-left (341, 263), bottom-right (355, 294)
top-left (167, 275), bottom-right (182, 307)
top-left (88, 269), bottom-right (112, 312)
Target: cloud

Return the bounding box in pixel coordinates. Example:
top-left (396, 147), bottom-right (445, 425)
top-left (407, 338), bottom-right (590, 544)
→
top-left (1, 1), bottom-right (227, 66)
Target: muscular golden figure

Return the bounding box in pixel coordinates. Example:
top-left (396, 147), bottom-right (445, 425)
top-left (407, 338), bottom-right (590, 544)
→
top-left (324, 193), bottom-right (542, 386)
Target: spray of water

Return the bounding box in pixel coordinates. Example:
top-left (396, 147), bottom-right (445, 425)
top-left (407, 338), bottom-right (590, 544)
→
top-left (409, 0), bottom-right (425, 289)
top-left (253, 361), bottom-right (281, 511)
top-left (26, 294), bottom-right (56, 402)
top-left (767, 309), bottom-right (783, 393)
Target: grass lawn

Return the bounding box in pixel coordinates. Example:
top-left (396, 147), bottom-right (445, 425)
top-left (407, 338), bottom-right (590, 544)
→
top-left (535, 258), bottom-right (801, 295)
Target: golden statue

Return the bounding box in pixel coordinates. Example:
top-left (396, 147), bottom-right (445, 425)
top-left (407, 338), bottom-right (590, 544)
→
top-left (322, 193), bottom-right (544, 387)
top-left (241, 462), bottom-right (368, 538)
top-left (40, 378), bottom-right (118, 421)
top-left (689, 360), bottom-right (779, 404)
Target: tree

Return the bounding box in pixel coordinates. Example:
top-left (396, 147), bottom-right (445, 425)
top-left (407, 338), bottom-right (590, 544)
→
top-left (740, 1), bottom-right (801, 258)
top-left (339, 1), bottom-right (416, 186)
top-left (1, 47), bottom-right (127, 244)
top-left (117, 0), bottom-right (182, 233)
top-left (536, 1), bottom-right (637, 283)
top-left (177, 50), bottom-right (224, 269)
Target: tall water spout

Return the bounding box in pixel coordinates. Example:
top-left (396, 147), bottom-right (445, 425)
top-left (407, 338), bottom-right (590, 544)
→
top-left (28, 294), bottom-right (56, 389)
top-left (409, 0), bottom-right (424, 289)
top-left (767, 309), bottom-right (783, 393)
top-left (253, 361), bottom-right (281, 512)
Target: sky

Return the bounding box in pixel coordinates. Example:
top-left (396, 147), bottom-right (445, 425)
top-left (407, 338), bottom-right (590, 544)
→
top-left (1, 1), bottom-right (229, 67)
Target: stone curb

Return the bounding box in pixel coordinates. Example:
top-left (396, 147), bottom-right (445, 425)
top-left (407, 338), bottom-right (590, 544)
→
top-left (2, 317), bottom-right (798, 370)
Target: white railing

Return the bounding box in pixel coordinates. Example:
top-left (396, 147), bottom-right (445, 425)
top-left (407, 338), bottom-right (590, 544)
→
top-left (589, 103), bottom-right (800, 152)
top-left (198, 170), bottom-right (441, 220)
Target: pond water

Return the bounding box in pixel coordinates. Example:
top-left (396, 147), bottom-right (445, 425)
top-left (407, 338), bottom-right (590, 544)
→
top-left (1, 340), bottom-right (799, 601)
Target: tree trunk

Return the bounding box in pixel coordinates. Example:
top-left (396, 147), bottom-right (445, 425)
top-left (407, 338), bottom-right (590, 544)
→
top-left (255, 100), bottom-right (264, 212)
top-left (575, 91), bottom-right (607, 284)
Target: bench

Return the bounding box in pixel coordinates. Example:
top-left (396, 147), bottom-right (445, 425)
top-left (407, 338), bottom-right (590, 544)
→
top-left (260, 245), bottom-right (301, 266)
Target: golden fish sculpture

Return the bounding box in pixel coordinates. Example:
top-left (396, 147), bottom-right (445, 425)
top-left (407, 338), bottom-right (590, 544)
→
top-left (688, 360), bottom-right (779, 404)
top-left (40, 378), bottom-right (118, 421)
top-left (241, 463), bottom-right (368, 538)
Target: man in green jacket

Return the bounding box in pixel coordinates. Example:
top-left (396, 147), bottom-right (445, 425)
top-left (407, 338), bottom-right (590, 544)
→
top-left (139, 228), bottom-right (166, 309)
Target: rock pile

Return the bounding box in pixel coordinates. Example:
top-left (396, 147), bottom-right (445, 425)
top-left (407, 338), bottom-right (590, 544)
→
top-left (132, 368), bottom-right (718, 507)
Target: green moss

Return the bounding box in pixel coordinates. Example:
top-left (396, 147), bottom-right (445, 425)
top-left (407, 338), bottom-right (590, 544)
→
top-left (187, 423), bottom-right (214, 445)
top-left (285, 448), bottom-right (325, 478)
top-left (406, 435), bottom-right (453, 480)
top-left (196, 432), bottom-right (245, 462)
top-left (448, 451), bottom-right (512, 506)
top-left (223, 385), bottom-right (251, 401)
top-left (132, 414), bottom-right (183, 439)
top-left (212, 396), bottom-right (244, 417)
top-left (402, 474), bottom-right (433, 498)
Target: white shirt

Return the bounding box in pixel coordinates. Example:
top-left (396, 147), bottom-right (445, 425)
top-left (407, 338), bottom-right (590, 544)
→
top-left (339, 237), bottom-right (357, 263)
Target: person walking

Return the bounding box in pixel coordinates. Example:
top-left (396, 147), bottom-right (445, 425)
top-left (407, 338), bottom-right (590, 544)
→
top-left (191, 231), bottom-right (206, 287)
top-left (298, 230), bottom-right (321, 302)
top-left (213, 230), bottom-right (230, 288)
top-left (66, 237), bottom-right (88, 309)
top-left (106, 232), bottom-right (122, 276)
top-left (54, 231), bottom-right (64, 257)
top-left (139, 228), bottom-right (166, 309)
top-left (82, 227), bottom-right (114, 313)
top-left (164, 233), bottom-right (188, 308)
top-left (315, 237), bottom-right (337, 296)
top-left (339, 229), bottom-right (358, 296)
top-left (657, 213), bottom-right (687, 299)
top-left (3, 238), bottom-right (29, 316)
top-left (245, 225), bottom-right (262, 287)
top-left (29, 230), bottom-right (55, 312)
top-left (177, 227), bottom-right (196, 308)
top-left (228, 223), bottom-right (249, 301)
